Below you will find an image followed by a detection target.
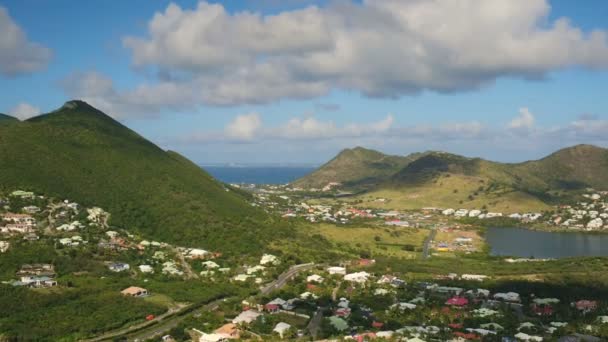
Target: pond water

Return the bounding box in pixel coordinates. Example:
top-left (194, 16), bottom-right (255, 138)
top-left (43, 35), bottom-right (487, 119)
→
top-left (486, 227), bottom-right (608, 259)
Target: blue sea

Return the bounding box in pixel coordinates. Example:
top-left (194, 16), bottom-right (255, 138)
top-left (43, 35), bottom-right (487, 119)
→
top-left (203, 166), bottom-right (315, 184)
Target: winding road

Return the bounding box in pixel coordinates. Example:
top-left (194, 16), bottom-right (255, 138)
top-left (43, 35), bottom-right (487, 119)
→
top-left (83, 263), bottom-right (316, 342)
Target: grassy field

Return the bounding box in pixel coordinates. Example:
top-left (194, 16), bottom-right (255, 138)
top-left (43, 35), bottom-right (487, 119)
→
top-left (348, 174), bottom-right (550, 213)
top-left (308, 223), bottom-right (430, 259)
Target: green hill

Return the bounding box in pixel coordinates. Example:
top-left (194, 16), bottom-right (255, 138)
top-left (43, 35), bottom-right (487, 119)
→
top-left (0, 100), bottom-right (287, 254)
top-left (298, 145), bottom-right (608, 211)
top-left (0, 113), bottom-right (18, 123)
top-left (292, 146), bottom-right (420, 189)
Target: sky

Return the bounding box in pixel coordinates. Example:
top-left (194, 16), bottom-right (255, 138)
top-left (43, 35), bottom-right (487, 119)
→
top-left (1, 0), bottom-right (608, 165)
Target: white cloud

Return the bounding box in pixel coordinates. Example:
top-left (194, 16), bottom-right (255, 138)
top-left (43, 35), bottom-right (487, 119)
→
top-left (225, 113), bottom-right (262, 141)
top-left (8, 102), bottom-right (41, 120)
top-left (180, 113), bottom-right (396, 144)
top-left (60, 71), bottom-right (198, 119)
top-left (167, 108), bottom-right (608, 163)
top-left (0, 6), bottom-right (52, 76)
top-left (508, 107), bottom-right (536, 134)
top-left (101, 0), bottom-right (608, 110)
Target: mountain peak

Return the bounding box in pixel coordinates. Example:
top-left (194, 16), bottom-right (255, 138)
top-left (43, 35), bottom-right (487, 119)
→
top-left (61, 99), bottom-right (95, 111)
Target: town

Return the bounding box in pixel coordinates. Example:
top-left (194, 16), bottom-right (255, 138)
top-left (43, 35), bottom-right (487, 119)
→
top-left (3, 186), bottom-right (608, 341)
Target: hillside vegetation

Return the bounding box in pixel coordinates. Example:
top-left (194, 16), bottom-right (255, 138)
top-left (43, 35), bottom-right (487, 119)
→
top-left (295, 145), bottom-right (608, 211)
top-left (0, 101), bottom-right (289, 254)
top-left (292, 146), bottom-right (420, 189)
top-left (0, 113), bottom-right (18, 123)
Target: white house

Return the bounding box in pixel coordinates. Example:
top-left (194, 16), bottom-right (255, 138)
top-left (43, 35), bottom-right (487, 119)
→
top-left (307, 274), bottom-right (324, 283)
top-left (461, 274), bottom-right (488, 281)
top-left (139, 264), bottom-right (154, 273)
top-left (260, 254), bottom-right (280, 265)
top-left (273, 322), bottom-right (291, 338)
top-left (442, 208), bottom-right (455, 216)
top-left (232, 310), bottom-right (262, 325)
top-left (494, 292), bottom-right (521, 302)
top-left (327, 266), bottom-right (346, 275)
top-left (468, 210), bottom-right (482, 217)
top-left (344, 271), bottom-right (371, 283)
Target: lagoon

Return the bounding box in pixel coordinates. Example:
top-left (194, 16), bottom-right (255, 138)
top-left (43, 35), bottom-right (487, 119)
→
top-left (486, 227), bottom-right (608, 259)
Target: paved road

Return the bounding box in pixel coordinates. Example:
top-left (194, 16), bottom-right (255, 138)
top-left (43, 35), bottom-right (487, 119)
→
top-left (260, 263), bottom-right (315, 295)
top-left (87, 263), bottom-right (316, 342)
top-left (422, 229), bottom-right (437, 259)
top-left (305, 307), bottom-right (324, 339)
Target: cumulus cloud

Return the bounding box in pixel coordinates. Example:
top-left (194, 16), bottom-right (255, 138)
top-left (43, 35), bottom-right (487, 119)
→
top-left (98, 0), bottom-right (608, 111)
top-left (508, 107), bottom-right (536, 134)
top-left (8, 102), bottom-right (41, 120)
top-left (225, 113), bottom-right (262, 141)
top-left (0, 6), bottom-right (52, 76)
top-left (181, 113), bottom-right (396, 144)
top-left (60, 71), bottom-right (198, 118)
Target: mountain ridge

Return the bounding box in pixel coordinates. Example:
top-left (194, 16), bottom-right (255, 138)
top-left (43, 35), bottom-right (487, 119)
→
top-left (293, 144), bottom-right (608, 208)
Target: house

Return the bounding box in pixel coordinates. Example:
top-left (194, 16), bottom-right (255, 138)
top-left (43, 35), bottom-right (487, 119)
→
top-left (574, 300), bottom-right (598, 312)
top-left (390, 302), bottom-right (417, 311)
top-left (465, 288), bottom-right (490, 298)
top-left (139, 264), bottom-right (154, 273)
top-left (195, 331), bottom-right (230, 342)
top-left (246, 265), bottom-right (266, 274)
top-left (265, 298), bottom-right (287, 312)
top-left (357, 258), bottom-right (375, 267)
top-left (18, 275), bottom-right (57, 288)
top-left (202, 261), bottom-right (220, 269)
top-left (232, 310), bottom-right (262, 325)
top-left (22, 206), bottom-right (40, 213)
top-left (307, 274), bottom-right (324, 283)
top-left (376, 331), bottom-right (394, 339)
top-left (515, 332), bottom-right (543, 341)
top-left (461, 274), bottom-right (488, 281)
top-left (531, 304), bottom-right (554, 316)
top-left (273, 322), bottom-right (291, 338)
top-left (327, 266), bottom-right (346, 275)
top-left (260, 254), bottom-right (280, 265)
top-left (446, 296), bottom-right (469, 307)
top-left (108, 262), bottom-right (130, 272)
top-left (2, 213), bottom-right (36, 225)
top-left (185, 248), bottom-right (210, 259)
top-left (0, 241), bottom-right (9, 253)
top-left (121, 286), bottom-right (148, 297)
top-left (233, 274), bottom-right (252, 282)
top-left (494, 292), bottom-right (521, 302)
top-left (344, 271), bottom-right (371, 283)
top-left (3, 224), bottom-right (33, 234)
top-left (300, 291), bottom-right (318, 300)
top-left (213, 323), bottom-right (239, 340)
top-left (17, 264), bottom-right (55, 277)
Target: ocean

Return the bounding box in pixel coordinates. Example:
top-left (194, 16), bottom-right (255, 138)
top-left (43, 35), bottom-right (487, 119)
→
top-left (203, 166), bottom-right (315, 184)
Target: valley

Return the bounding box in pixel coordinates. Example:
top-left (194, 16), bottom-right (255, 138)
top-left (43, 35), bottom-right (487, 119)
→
top-left (1, 102), bottom-right (608, 341)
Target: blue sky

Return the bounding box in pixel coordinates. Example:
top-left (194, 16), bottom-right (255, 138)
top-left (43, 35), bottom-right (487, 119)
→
top-left (1, 0), bottom-right (608, 164)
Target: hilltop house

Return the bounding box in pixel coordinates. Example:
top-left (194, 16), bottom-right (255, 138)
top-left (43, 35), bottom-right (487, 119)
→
top-left (17, 264), bottom-right (55, 277)
top-left (121, 286), bottom-right (148, 297)
top-left (108, 262), bottom-right (130, 272)
top-left (17, 275), bottom-right (57, 288)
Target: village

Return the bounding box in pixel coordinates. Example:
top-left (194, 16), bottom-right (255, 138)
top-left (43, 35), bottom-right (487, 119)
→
top-left (241, 183), bottom-right (608, 233)
top-left (188, 256), bottom-right (608, 342)
top-left (3, 186), bottom-right (608, 341)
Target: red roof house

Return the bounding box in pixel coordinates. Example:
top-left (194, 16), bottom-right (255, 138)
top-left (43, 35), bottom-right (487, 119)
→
top-left (446, 296), bottom-right (469, 307)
